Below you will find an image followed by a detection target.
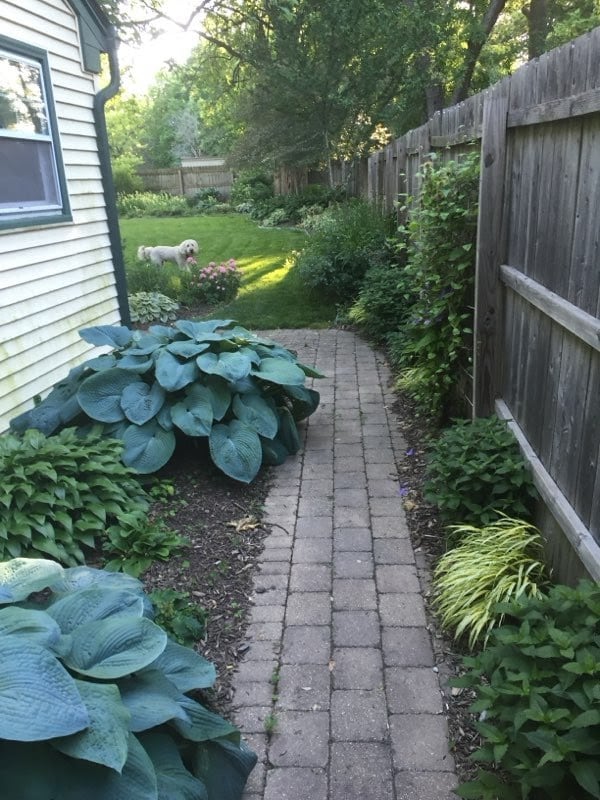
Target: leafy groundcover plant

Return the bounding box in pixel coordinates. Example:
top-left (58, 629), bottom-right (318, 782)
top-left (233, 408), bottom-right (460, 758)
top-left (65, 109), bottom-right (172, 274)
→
top-left (0, 557), bottom-right (256, 800)
top-left (432, 516), bottom-right (548, 649)
top-left (424, 415), bottom-right (538, 529)
top-left (0, 428), bottom-right (149, 565)
top-left (454, 581), bottom-right (600, 800)
top-left (129, 292), bottom-right (180, 325)
top-left (10, 320), bottom-right (322, 483)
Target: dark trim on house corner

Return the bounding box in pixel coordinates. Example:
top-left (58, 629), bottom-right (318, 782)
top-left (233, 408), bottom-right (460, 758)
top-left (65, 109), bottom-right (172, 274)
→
top-left (92, 28), bottom-right (131, 326)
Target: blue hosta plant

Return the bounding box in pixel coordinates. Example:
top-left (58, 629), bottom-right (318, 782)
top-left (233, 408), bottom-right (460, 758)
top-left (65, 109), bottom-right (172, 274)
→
top-left (0, 557), bottom-right (256, 800)
top-left (10, 320), bottom-right (323, 483)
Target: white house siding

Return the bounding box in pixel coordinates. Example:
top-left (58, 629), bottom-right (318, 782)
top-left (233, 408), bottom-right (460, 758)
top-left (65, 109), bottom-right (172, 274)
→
top-left (0, 0), bottom-right (121, 432)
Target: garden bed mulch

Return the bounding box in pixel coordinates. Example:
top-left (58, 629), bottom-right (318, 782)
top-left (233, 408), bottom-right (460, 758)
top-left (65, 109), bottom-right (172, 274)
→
top-left (138, 336), bottom-right (480, 784)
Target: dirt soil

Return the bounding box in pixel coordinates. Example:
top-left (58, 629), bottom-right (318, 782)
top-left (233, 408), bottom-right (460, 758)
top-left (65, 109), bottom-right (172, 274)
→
top-left (139, 336), bottom-right (480, 784)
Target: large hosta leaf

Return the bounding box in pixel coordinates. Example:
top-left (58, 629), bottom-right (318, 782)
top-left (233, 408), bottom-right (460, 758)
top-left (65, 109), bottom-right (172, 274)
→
top-left (144, 640), bottom-right (216, 693)
top-left (0, 637), bottom-right (88, 741)
top-left (193, 738), bottom-right (257, 800)
top-left (166, 341), bottom-right (210, 358)
top-left (277, 406), bottom-right (301, 454)
top-left (155, 350), bottom-right (198, 391)
top-left (233, 394), bottom-right (278, 439)
top-left (0, 742), bottom-right (62, 799)
top-left (47, 587), bottom-right (144, 633)
top-left (115, 353), bottom-right (155, 374)
top-left (209, 421), bottom-right (262, 483)
top-left (52, 681), bottom-right (130, 772)
top-left (171, 697), bottom-right (238, 743)
top-left (197, 351), bottom-right (253, 382)
top-left (139, 732), bottom-right (208, 800)
top-left (80, 325), bottom-right (133, 349)
top-left (64, 616), bottom-right (167, 679)
top-left (171, 385), bottom-right (214, 437)
top-left (119, 670), bottom-right (188, 731)
top-left (282, 384), bottom-right (321, 421)
top-left (0, 558), bottom-right (63, 603)
top-left (260, 435), bottom-right (289, 466)
top-left (51, 565), bottom-right (143, 597)
top-left (0, 607), bottom-right (62, 650)
top-left (205, 377), bottom-right (232, 420)
top-left (78, 370), bottom-right (141, 423)
top-left (175, 319), bottom-right (234, 339)
top-left (120, 382), bottom-right (166, 425)
top-left (251, 357), bottom-right (306, 386)
top-left (121, 420), bottom-right (176, 474)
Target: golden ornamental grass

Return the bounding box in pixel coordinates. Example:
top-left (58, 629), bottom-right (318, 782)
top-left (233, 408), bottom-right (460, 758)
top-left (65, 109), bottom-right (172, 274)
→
top-left (432, 515), bottom-right (549, 650)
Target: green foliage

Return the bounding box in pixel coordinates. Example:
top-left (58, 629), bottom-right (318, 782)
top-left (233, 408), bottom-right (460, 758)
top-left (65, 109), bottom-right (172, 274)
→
top-left (394, 154), bottom-right (479, 418)
top-left (149, 588), bottom-right (207, 647)
top-left (432, 516), bottom-right (548, 649)
top-left (112, 154), bottom-right (144, 195)
top-left (129, 291), bottom-right (180, 324)
top-left (294, 200), bottom-right (394, 300)
top-left (117, 192), bottom-right (192, 218)
top-left (230, 171), bottom-right (274, 206)
top-left (0, 558), bottom-right (256, 800)
top-left (0, 428), bottom-right (149, 566)
top-left (348, 260), bottom-right (415, 343)
top-left (424, 416), bottom-right (538, 528)
top-left (10, 321), bottom-right (322, 483)
top-left (103, 512), bottom-right (189, 577)
top-left (454, 580), bottom-right (600, 800)
top-left (246, 185), bottom-right (346, 225)
top-left (185, 260), bottom-right (242, 305)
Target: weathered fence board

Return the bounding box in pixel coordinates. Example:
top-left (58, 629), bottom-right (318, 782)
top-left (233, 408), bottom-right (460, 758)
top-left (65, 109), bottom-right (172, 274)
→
top-left (137, 166), bottom-right (234, 197)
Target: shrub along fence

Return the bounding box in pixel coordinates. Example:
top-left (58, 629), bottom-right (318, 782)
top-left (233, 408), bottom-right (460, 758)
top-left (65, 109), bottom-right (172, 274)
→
top-left (367, 26), bottom-right (600, 585)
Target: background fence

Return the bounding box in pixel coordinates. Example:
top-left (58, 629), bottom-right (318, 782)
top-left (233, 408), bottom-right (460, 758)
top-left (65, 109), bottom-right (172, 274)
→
top-left (366, 26), bottom-right (600, 585)
top-left (137, 166), bottom-right (234, 198)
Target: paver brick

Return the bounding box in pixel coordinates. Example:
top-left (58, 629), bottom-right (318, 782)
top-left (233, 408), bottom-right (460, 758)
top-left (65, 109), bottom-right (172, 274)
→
top-left (376, 565), bottom-right (420, 593)
top-left (234, 659), bottom-right (278, 684)
top-left (333, 551), bottom-right (374, 578)
top-left (382, 627), bottom-right (435, 667)
top-left (334, 506), bottom-right (371, 528)
top-left (292, 539), bottom-right (332, 563)
top-left (385, 667), bottom-right (444, 714)
top-left (232, 681), bottom-right (274, 708)
top-left (281, 625), bottom-right (330, 664)
top-left (263, 767), bottom-right (328, 800)
top-left (330, 742), bottom-right (395, 800)
top-left (244, 621), bottom-right (284, 642)
top-left (395, 770), bottom-right (458, 800)
top-left (333, 527), bottom-right (372, 551)
top-left (374, 539), bottom-right (416, 565)
top-left (295, 517), bottom-right (333, 538)
top-left (334, 471), bottom-right (367, 489)
top-left (379, 594), bottom-right (427, 627)
top-left (331, 689), bottom-right (388, 741)
top-left (268, 710), bottom-right (329, 767)
top-left (276, 664), bottom-right (331, 710)
top-left (390, 714), bottom-right (455, 771)
top-left (289, 563), bottom-right (331, 592)
top-left (371, 515), bottom-right (410, 538)
top-left (333, 610), bottom-right (380, 647)
top-left (333, 578), bottom-right (377, 610)
top-left (286, 592), bottom-right (332, 625)
top-left (332, 647), bottom-right (384, 690)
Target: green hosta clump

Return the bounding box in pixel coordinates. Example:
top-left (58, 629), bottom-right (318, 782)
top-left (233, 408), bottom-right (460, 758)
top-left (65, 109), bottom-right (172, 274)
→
top-left (0, 428), bottom-right (149, 565)
top-left (0, 557), bottom-right (256, 800)
top-left (424, 415), bottom-right (538, 529)
top-left (10, 319), bottom-right (323, 483)
top-left (129, 292), bottom-right (180, 324)
top-left (432, 516), bottom-right (548, 649)
top-left (104, 511), bottom-right (189, 577)
top-left (454, 581), bottom-right (600, 800)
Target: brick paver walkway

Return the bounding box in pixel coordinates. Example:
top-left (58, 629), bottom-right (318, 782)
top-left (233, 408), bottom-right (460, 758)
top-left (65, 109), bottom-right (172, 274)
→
top-left (232, 329), bottom-right (457, 800)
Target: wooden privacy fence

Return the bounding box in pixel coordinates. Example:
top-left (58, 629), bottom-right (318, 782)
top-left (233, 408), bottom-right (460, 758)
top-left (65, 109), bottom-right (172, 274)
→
top-left (137, 166), bottom-right (234, 197)
top-left (368, 26), bottom-right (600, 585)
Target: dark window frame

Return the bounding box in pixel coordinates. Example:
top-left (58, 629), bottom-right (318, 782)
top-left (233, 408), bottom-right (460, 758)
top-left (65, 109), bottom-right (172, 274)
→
top-left (0, 35), bottom-right (72, 231)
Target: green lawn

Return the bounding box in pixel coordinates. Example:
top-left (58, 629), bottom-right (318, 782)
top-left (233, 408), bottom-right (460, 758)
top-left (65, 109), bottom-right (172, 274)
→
top-left (119, 214), bottom-right (336, 328)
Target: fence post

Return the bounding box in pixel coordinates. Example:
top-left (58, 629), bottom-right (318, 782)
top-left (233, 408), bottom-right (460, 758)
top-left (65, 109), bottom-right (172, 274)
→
top-left (472, 78), bottom-right (510, 417)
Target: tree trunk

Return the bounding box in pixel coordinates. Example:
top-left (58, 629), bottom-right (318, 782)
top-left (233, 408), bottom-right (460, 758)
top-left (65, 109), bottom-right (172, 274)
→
top-left (451, 0), bottom-right (508, 105)
top-left (523, 0), bottom-right (550, 60)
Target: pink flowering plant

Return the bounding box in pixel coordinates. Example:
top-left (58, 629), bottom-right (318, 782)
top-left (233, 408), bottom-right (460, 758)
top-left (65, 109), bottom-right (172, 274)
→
top-left (188, 259), bottom-right (242, 304)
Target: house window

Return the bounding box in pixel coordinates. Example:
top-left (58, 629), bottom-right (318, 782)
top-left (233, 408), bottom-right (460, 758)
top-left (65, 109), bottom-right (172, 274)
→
top-left (0, 40), bottom-right (71, 228)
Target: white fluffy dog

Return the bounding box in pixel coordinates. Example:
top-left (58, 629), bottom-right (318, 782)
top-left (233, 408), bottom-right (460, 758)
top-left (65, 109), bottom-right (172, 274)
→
top-left (137, 239), bottom-right (199, 269)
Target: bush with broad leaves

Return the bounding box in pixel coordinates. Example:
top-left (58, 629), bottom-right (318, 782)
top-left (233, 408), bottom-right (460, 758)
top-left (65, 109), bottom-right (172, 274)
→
top-left (0, 557), bottom-right (256, 800)
top-left (10, 319), bottom-right (323, 483)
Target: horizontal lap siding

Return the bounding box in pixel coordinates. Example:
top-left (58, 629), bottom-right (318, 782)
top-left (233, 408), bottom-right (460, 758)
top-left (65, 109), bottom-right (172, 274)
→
top-left (0, 0), bottom-right (121, 431)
